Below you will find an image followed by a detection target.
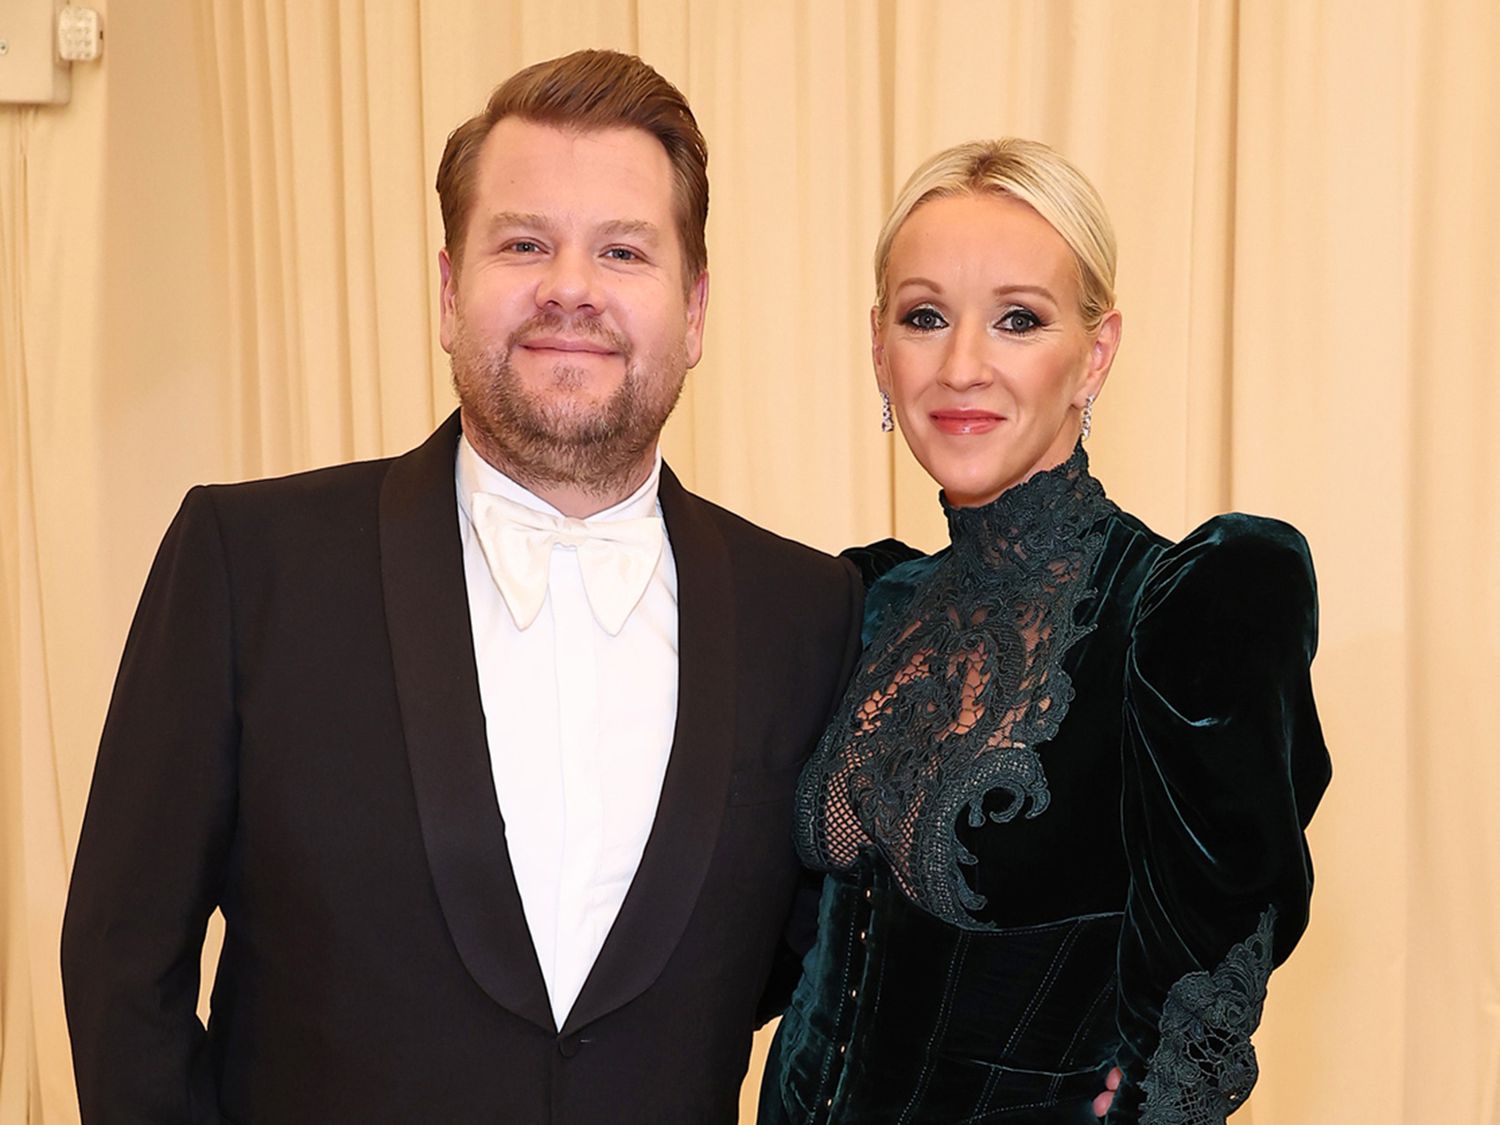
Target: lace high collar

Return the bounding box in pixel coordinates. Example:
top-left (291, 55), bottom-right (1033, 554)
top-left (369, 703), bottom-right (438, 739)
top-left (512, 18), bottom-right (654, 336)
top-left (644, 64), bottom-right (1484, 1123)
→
top-left (941, 445), bottom-right (1113, 571)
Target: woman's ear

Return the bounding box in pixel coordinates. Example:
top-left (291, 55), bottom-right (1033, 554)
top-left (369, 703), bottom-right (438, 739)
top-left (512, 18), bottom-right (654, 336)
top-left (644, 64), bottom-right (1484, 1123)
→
top-left (1077, 308), bottom-right (1122, 406)
top-left (870, 305), bottom-right (890, 396)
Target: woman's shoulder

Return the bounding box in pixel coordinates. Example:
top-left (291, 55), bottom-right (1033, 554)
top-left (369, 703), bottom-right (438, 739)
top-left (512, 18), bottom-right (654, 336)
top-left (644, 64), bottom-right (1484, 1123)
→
top-left (1167, 512), bottom-right (1311, 570)
top-left (839, 538), bottom-right (937, 646)
top-left (838, 537), bottom-right (929, 589)
top-left (1134, 512), bottom-right (1316, 625)
top-left (1122, 511), bottom-right (1320, 712)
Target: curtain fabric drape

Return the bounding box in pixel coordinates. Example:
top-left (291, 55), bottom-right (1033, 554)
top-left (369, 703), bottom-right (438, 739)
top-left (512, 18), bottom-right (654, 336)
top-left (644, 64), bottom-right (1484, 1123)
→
top-left (3, 2), bottom-right (1496, 1122)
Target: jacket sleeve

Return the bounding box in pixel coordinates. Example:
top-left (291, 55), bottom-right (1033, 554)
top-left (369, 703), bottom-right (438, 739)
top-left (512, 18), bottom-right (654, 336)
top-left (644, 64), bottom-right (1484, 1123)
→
top-left (62, 487), bottom-right (237, 1124)
top-left (757, 552), bottom-right (866, 1026)
top-left (1109, 515), bottom-right (1331, 1123)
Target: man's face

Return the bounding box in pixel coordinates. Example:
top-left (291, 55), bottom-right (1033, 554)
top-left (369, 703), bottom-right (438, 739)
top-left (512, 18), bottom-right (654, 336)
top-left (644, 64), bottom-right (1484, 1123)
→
top-left (439, 117), bottom-right (708, 502)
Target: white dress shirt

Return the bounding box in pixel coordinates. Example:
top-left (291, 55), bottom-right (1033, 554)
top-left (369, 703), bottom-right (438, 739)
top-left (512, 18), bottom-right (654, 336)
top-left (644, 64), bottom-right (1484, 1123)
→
top-left (455, 436), bottom-right (679, 1030)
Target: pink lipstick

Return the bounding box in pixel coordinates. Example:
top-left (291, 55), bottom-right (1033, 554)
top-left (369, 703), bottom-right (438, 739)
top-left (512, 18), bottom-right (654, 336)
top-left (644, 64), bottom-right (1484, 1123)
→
top-left (930, 410), bottom-right (1003, 435)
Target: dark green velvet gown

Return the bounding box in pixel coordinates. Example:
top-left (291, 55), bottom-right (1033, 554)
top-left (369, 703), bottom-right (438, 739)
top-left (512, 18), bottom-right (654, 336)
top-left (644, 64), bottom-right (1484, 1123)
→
top-left (759, 447), bottom-right (1329, 1124)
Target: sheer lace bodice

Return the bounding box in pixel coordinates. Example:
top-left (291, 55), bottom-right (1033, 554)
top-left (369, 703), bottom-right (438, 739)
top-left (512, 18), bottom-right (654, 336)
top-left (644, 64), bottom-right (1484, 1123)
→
top-left (794, 446), bottom-right (1116, 928)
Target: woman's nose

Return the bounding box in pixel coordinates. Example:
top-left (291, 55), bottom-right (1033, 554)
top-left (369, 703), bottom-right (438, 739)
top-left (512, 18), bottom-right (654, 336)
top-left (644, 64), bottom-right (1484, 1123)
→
top-left (938, 321), bottom-right (994, 391)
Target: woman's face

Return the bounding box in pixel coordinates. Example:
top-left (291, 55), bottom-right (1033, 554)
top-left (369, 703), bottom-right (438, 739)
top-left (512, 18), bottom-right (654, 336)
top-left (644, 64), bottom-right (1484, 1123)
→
top-left (874, 192), bottom-right (1120, 508)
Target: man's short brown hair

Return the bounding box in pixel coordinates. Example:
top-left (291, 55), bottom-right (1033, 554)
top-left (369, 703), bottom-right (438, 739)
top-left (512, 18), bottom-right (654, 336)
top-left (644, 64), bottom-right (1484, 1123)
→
top-left (436, 49), bottom-right (709, 283)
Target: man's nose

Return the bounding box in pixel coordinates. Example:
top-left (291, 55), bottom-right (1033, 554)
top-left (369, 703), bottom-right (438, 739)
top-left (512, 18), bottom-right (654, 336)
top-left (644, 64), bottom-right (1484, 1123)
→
top-left (938, 321), bottom-right (994, 392)
top-left (535, 248), bottom-right (602, 314)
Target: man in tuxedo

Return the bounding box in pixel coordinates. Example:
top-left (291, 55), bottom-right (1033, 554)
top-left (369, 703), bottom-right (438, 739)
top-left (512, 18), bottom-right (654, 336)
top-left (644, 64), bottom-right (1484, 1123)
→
top-left (62, 49), bottom-right (862, 1123)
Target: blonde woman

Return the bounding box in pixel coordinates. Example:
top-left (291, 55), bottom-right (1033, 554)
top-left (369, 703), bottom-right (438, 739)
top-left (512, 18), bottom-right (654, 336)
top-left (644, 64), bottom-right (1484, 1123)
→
top-left (760, 140), bottom-right (1330, 1123)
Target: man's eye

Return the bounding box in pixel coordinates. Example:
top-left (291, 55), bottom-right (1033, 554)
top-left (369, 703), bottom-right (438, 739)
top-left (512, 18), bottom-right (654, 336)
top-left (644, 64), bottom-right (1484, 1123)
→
top-left (505, 239), bottom-right (543, 254)
top-left (998, 308), bottom-right (1041, 333)
top-left (901, 307), bottom-right (946, 331)
top-left (604, 247), bottom-right (640, 262)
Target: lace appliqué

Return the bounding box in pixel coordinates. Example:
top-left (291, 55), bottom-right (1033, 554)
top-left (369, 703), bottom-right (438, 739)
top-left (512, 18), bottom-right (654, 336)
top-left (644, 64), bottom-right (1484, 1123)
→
top-left (1141, 907), bottom-right (1277, 1124)
top-left (795, 447), bottom-right (1115, 929)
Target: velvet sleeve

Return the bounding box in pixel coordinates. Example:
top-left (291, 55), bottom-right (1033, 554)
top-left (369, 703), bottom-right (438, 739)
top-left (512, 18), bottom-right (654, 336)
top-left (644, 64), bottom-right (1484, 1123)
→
top-left (1109, 514), bottom-right (1331, 1124)
top-left (838, 538), bottom-right (931, 646)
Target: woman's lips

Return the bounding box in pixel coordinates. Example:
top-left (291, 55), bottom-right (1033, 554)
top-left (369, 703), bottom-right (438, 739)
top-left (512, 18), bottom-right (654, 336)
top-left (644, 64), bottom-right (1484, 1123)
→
top-left (930, 410), bottom-right (1003, 435)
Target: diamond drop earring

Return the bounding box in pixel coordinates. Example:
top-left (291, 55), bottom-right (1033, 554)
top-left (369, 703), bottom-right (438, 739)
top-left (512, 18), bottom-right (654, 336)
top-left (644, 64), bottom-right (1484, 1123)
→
top-left (1080, 395), bottom-right (1095, 442)
top-left (880, 391), bottom-right (894, 433)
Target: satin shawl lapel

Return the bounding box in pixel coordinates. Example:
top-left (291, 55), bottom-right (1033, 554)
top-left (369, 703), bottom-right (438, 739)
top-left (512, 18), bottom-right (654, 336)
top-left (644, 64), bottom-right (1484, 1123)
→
top-left (380, 412), bottom-right (554, 1033)
top-left (561, 465), bottom-right (738, 1035)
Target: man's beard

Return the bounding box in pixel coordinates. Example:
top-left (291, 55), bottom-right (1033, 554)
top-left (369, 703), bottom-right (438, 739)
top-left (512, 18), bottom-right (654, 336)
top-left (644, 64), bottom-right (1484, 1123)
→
top-left (451, 311), bottom-right (687, 500)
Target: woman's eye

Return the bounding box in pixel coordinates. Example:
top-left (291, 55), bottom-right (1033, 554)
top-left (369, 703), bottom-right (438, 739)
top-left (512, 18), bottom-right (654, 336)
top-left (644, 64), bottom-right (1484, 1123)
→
top-left (901, 307), bottom-right (947, 331)
top-left (998, 308), bottom-right (1041, 333)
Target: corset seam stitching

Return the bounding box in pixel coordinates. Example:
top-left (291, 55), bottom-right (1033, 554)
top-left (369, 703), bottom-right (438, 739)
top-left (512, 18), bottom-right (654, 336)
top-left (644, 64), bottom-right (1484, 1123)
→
top-left (895, 931), bottom-right (970, 1125)
top-left (1002, 917), bottom-right (1084, 1058)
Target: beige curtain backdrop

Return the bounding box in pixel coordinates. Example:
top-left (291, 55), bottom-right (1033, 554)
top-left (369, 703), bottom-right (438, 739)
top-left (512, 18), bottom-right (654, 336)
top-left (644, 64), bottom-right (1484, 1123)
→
top-left (3, 1), bottom-right (1496, 1121)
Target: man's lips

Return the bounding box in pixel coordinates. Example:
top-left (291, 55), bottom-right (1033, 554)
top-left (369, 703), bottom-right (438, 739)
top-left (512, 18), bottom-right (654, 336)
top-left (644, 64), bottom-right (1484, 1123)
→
top-left (930, 409), bottom-right (1004, 435)
top-left (518, 336), bottom-right (616, 356)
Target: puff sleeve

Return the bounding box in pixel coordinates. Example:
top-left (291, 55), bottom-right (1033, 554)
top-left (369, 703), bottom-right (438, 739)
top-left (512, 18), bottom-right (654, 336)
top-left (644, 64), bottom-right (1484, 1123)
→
top-left (839, 538), bottom-right (931, 645)
top-left (1110, 515), bottom-right (1331, 1124)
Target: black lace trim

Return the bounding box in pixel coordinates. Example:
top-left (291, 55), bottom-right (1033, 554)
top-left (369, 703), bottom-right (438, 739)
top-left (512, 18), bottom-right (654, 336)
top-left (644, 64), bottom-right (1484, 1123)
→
top-left (795, 446), bottom-right (1115, 928)
top-left (1140, 907), bottom-right (1276, 1124)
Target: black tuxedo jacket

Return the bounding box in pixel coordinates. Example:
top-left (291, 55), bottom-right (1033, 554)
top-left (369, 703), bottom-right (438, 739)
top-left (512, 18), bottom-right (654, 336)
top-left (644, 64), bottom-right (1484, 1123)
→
top-left (62, 414), bottom-right (863, 1124)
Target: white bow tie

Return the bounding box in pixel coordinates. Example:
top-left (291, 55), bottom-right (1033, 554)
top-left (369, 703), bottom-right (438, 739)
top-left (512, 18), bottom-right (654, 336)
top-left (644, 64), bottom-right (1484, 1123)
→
top-left (470, 490), bottom-right (665, 636)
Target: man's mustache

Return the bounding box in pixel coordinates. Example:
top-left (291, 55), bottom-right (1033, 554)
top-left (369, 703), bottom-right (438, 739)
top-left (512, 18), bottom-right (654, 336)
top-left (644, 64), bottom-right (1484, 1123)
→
top-left (507, 312), bottom-right (631, 357)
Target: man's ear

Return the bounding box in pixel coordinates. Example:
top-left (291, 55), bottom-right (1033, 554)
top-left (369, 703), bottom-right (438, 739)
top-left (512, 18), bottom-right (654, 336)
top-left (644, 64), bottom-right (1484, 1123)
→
top-left (683, 269), bottom-right (710, 369)
top-left (438, 248), bottom-right (457, 354)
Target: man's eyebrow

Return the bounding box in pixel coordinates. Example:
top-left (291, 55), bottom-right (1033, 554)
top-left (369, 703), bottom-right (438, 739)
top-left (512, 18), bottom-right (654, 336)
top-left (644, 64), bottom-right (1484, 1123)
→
top-left (481, 210), bottom-right (553, 235)
top-left (597, 218), bottom-right (660, 241)
top-left (477, 213), bottom-right (660, 242)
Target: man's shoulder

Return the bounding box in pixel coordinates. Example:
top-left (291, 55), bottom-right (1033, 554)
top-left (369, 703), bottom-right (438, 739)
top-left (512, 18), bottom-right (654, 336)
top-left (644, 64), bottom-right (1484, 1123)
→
top-left (668, 481), bottom-right (848, 577)
top-left (196, 440), bottom-right (435, 531)
top-left (176, 454), bottom-right (409, 559)
top-left (194, 415), bottom-right (459, 523)
top-left (199, 452), bottom-right (394, 505)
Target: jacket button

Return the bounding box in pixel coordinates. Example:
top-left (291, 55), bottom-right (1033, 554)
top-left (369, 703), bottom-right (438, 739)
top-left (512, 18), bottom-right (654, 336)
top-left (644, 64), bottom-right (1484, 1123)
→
top-left (558, 1036), bottom-right (582, 1058)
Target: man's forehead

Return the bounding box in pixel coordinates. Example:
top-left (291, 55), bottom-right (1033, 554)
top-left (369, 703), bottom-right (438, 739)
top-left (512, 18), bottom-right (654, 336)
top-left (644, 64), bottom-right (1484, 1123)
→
top-left (477, 117), bottom-right (673, 180)
top-left (466, 118), bottom-right (678, 240)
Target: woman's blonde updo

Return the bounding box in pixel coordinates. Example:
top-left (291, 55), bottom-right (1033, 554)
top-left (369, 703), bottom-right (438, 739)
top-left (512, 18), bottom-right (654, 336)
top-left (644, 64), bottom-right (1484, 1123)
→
top-left (874, 139), bottom-right (1118, 332)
